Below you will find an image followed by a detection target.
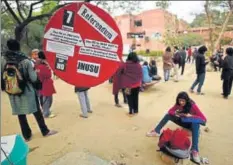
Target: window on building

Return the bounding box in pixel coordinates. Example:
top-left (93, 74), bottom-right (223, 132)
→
top-left (134, 20), bottom-right (142, 27)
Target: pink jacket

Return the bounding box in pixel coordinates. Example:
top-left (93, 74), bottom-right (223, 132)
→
top-left (168, 104), bottom-right (207, 122)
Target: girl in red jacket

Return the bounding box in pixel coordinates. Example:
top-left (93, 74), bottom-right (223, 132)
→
top-left (146, 91), bottom-right (207, 164)
top-left (35, 51), bottom-right (56, 118)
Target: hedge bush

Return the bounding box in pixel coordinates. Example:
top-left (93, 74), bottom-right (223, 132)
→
top-left (136, 50), bottom-right (164, 57)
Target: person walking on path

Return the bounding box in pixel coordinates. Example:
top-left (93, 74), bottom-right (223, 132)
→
top-left (75, 87), bottom-right (92, 118)
top-left (35, 51), bottom-right (56, 118)
top-left (221, 47), bottom-right (233, 99)
top-left (187, 46), bottom-right (192, 63)
top-left (172, 46), bottom-right (181, 82)
top-left (180, 47), bottom-right (187, 75)
top-left (192, 48), bottom-right (198, 64)
top-left (1, 39), bottom-right (57, 141)
top-left (163, 47), bottom-right (173, 82)
top-left (190, 46), bottom-right (209, 95)
top-left (113, 52), bottom-right (142, 116)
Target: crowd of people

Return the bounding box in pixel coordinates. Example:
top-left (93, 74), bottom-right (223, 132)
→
top-left (1, 38), bottom-right (233, 164)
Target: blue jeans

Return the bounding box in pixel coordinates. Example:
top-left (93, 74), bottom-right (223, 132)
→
top-left (154, 114), bottom-right (200, 151)
top-left (191, 73), bottom-right (206, 93)
top-left (164, 69), bottom-right (170, 81)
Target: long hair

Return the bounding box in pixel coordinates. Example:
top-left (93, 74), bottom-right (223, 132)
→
top-left (176, 91), bottom-right (194, 113)
top-left (126, 52), bottom-right (139, 63)
top-left (38, 51), bottom-right (46, 60)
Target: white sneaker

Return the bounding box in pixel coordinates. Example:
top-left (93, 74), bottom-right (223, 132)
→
top-left (146, 130), bottom-right (160, 137)
top-left (191, 150), bottom-right (201, 163)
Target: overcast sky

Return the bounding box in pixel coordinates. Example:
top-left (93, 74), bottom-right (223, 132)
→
top-left (113, 1), bottom-right (206, 23)
top-left (31, 1), bottom-right (205, 23)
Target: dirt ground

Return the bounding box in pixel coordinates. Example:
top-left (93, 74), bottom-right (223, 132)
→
top-left (1, 62), bottom-right (233, 165)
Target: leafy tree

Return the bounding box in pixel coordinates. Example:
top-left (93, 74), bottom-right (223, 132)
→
top-left (155, 1), bottom-right (171, 10)
top-left (178, 33), bottom-right (205, 47)
top-left (204, 0), bottom-right (233, 53)
top-left (1, 0), bottom-right (72, 41)
top-left (1, 0), bottom-right (141, 53)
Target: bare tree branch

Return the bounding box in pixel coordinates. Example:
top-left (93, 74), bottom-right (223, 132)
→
top-left (21, 3), bottom-right (71, 29)
top-left (1, 7), bottom-right (8, 14)
top-left (2, 0), bottom-right (21, 24)
top-left (27, 0), bottom-right (44, 19)
top-left (16, 0), bottom-right (25, 21)
top-left (228, 0), bottom-right (233, 10)
top-left (96, 1), bottom-right (102, 6)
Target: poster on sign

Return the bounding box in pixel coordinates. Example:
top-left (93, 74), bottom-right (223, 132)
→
top-left (43, 2), bottom-right (123, 87)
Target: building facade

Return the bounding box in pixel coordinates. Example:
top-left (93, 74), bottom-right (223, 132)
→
top-left (114, 9), bottom-right (188, 54)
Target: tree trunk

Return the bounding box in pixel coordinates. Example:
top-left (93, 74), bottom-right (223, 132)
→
top-left (204, 0), bottom-right (215, 54)
top-left (15, 26), bottom-right (24, 41)
top-left (214, 10), bottom-right (232, 50)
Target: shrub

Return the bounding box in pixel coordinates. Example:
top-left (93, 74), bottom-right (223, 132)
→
top-left (136, 50), bottom-right (163, 57)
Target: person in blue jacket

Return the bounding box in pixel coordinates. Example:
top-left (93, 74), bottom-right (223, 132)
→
top-left (142, 61), bottom-right (152, 83)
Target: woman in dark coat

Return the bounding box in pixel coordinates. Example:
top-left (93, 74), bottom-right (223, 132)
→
top-left (113, 52), bottom-right (142, 116)
top-left (221, 47), bottom-right (233, 99)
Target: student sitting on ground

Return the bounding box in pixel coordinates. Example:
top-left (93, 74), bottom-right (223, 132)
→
top-left (141, 61), bottom-right (159, 89)
top-left (142, 61), bottom-right (154, 83)
top-left (149, 58), bottom-right (161, 81)
top-left (146, 91), bottom-right (207, 164)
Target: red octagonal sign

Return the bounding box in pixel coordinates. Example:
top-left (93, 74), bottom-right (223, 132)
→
top-left (43, 2), bottom-right (123, 87)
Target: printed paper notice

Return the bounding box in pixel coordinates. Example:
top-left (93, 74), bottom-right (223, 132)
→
top-left (85, 39), bottom-right (118, 52)
top-left (78, 4), bottom-right (118, 42)
top-left (77, 60), bottom-right (100, 77)
top-left (46, 40), bottom-right (75, 57)
top-left (79, 47), bottom-right (120, 61)
top-left (44, 28), bottom-right (84, 46)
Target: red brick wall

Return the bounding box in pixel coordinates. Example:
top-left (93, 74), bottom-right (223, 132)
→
top-left (114, 9), bottom-right (189, 52)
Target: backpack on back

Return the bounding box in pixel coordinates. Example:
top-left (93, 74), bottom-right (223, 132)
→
top-left (2, 54), bottom-right (27, 95)
top-left (173, 52), bottom-right (181, 64)
top-left (158, 128), bottom-right (191, 162)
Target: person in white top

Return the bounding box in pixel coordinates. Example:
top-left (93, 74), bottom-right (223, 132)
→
top-left (30, 49), bottom-right (39, 68)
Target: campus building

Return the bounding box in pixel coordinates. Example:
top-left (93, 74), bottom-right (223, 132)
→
top-left (114, 9), bottom-right (188, 53)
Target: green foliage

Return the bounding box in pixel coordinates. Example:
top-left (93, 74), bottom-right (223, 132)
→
top-left (1, 13), bottom-right (16, 52)
top-left (41, 1), bottom-right (59, 15)
top-left (190, 11), bottom-right (233, 28)
top-left (155, 0), bottom-right (171, 10)
top-left (220, 37), bottom-right (232, 45)
top-left (163, 32), bottom-right (181, 47)
top-left (136, 50), bottom-right (164, 57)
top-left (178, 33), bottom-right (205, 47)
top-left (162, 32), bottom-right (205, 48)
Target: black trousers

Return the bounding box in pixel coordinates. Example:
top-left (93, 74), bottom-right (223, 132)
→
top-left (180, 62), bottom-right (185, 75)
top-left (18, 94), bottom-right (49, 140)
top-left (222, 75), bottom-right (233, 97)
top-left (126, 87), bottom-right (140, 114)
top-left (213, 63), bottom-right (221, 71)
top-left (114, 89), bottom-right (127, 104)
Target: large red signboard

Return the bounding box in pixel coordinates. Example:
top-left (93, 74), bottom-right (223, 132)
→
top-left (43, 2), bottom-right (123, 87)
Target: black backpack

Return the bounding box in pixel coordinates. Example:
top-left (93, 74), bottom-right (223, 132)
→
top-left (173, 52), bottom-right (181, 64)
